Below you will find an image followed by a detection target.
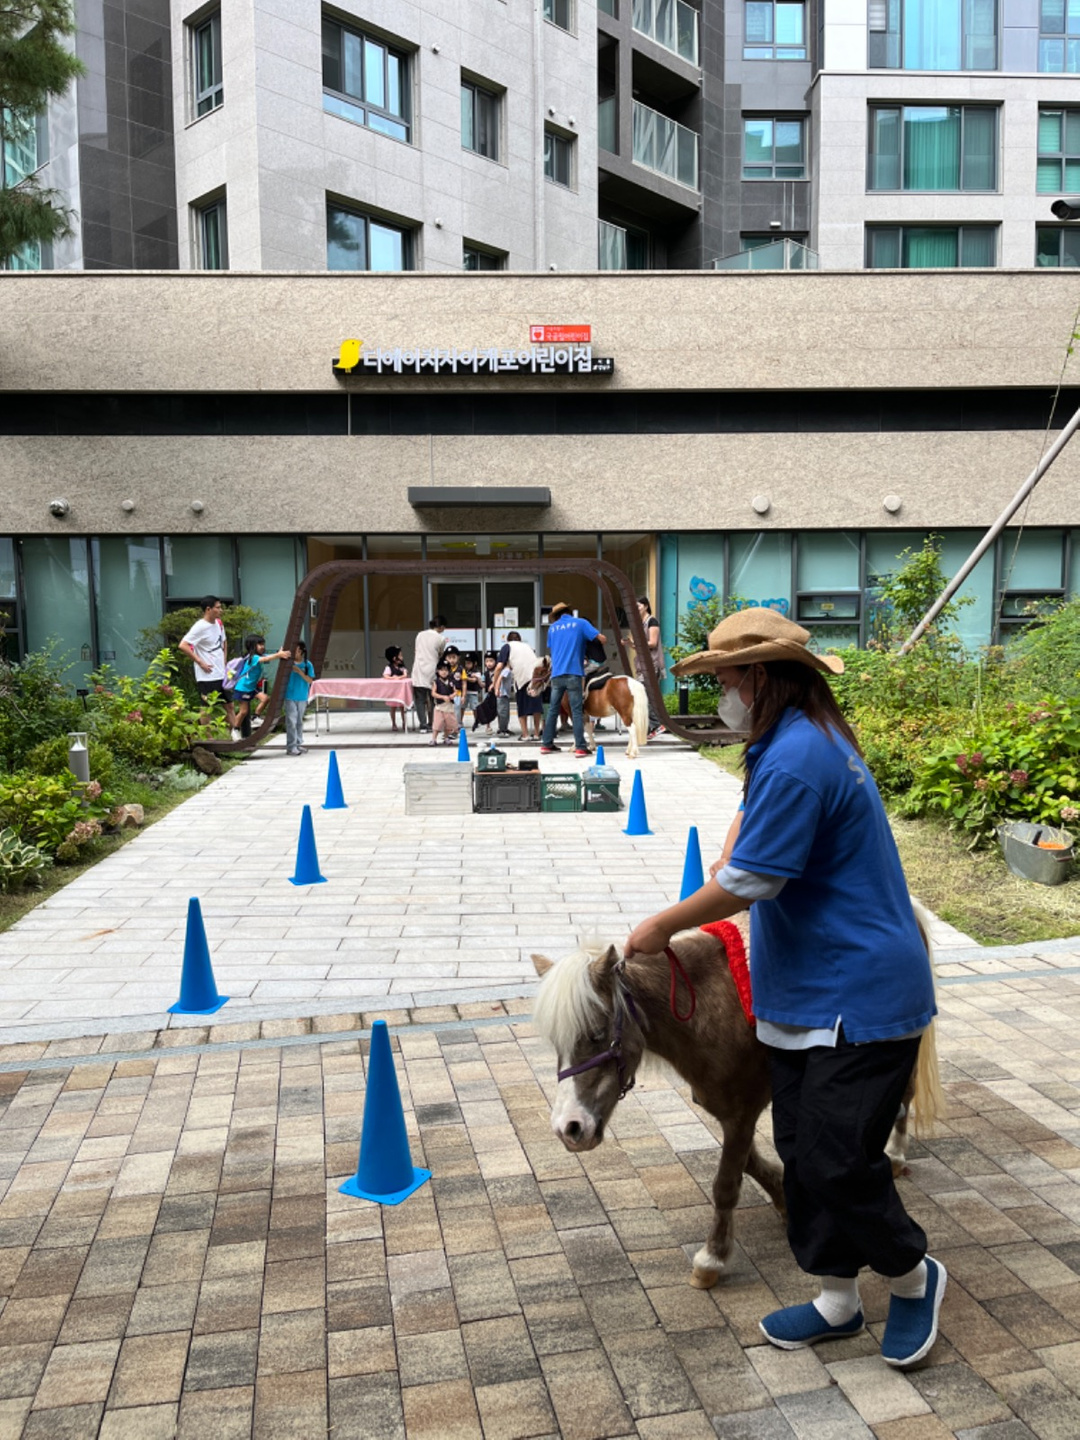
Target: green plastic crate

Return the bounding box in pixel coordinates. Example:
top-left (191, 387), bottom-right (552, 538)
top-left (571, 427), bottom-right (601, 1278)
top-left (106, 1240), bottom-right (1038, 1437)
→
top-left (540, 773), bottom-right (582, 813)
top-left (584, 779), bottom-right (621, 812)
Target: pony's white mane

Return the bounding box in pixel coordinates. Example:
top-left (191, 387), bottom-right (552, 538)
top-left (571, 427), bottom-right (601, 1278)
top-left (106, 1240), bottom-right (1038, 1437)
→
top-left (532, 939), bottom-right (608, 1056)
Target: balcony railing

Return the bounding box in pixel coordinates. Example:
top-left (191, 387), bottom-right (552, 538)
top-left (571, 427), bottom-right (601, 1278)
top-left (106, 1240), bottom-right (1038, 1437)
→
top-left (712, 239), bottom-right (820, 271)
top-left (632, 100), bottom-right (698, 190)
top-left (598, 95), bottom-right (617, 154)
top-left (632, 0), bottom-right (699, 65)
top-left (598, 221), bottom-right (627, 270)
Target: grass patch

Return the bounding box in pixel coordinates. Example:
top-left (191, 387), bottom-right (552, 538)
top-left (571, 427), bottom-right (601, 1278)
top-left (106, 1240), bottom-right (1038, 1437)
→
top-left (701, 746), bottom-right (1080, 947)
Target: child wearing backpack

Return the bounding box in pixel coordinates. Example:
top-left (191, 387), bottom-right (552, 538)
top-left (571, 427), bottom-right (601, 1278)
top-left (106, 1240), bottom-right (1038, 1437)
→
top-left (232, 635), bottom-right (289, 737)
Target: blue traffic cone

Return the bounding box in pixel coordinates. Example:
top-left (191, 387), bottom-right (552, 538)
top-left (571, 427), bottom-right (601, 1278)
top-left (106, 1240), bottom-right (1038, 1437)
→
top-left (457, 727), bottom-right (470, 762)
top-left (323, 750), bottom-right (347, 810)
top-left (340, 1020), bottom-right (431, 1205)
top-left (680, 825), bottom-right (705, 899)
top-left (169, 898), bottom-right (228, 1015)
top-left (596, 745), bottom-right (606, 767)
top-left (289, 804), bottom-right (327, 885)
top-left (623, 770), bottom-right (653, 836)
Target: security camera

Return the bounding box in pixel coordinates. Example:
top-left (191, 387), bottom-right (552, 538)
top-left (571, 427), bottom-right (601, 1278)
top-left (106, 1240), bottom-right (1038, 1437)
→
top-left (48, 499), bottom-right (70, 518)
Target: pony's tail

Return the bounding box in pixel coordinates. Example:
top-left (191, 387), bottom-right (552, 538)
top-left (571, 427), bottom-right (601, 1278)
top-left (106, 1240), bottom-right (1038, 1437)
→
top-left (629, 678), bottom-right (649, 748)
top-left (909, 897), bottom-right (946, 1137)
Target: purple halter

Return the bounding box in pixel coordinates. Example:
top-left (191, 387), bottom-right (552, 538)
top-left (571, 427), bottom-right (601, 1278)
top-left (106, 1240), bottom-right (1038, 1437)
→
top-left (556, 967), bottom-right (644, 1101)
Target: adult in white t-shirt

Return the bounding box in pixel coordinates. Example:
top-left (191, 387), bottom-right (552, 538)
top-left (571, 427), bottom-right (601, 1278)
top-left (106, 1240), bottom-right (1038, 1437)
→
top-left (179, 596), bottom-right (235, 726)
top-left (411, 615), bottom-right (447, 733)
top-left (491, 632), bottom-right (541, 742)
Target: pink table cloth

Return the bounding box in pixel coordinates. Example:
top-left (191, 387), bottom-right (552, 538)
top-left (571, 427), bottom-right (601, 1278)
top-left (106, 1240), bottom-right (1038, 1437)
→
top-left (309, 678), bottom-right (414, 706)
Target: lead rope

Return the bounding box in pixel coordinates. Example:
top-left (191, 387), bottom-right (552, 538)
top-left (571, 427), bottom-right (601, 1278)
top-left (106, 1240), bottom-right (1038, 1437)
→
top-left (663, 944), bottom-right (696, 1023)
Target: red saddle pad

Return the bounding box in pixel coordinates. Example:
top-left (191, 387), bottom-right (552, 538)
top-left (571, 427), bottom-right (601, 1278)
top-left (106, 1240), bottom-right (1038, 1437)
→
top-left (700, 921), bottom-right (755, 1027)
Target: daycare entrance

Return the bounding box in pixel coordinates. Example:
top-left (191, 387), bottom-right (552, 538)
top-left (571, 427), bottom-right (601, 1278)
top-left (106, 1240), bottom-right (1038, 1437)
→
top-left (427, 576), bottom-right (540, 653)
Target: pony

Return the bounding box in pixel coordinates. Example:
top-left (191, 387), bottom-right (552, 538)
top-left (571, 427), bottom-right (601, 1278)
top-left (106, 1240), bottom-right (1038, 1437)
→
top-left (531, 911), bottom-right (944, 1290)
top-left (529, 656), bottom-right (649, 757)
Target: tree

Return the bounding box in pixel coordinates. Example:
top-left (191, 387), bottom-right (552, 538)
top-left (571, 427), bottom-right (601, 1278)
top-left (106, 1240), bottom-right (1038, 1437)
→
top-left (876, 534), bottom-right (972, 648)
top-left (0, 2), bottom-right (84, 266)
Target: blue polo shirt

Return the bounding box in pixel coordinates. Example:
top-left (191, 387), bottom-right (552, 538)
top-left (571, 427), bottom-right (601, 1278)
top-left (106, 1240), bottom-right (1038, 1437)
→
top-left (285, 660), bottom-right (314, 701)
top-left (729, 708), bottom-right (935, 1043)
top-left (547, 615), bottom-right (599, 677)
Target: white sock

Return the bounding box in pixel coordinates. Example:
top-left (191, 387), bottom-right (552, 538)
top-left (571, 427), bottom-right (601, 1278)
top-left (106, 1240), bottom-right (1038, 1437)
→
top-left (890, 1260), bottom-right (927, 1300)
top-left (812, 1276), bottom-right (861, 1325)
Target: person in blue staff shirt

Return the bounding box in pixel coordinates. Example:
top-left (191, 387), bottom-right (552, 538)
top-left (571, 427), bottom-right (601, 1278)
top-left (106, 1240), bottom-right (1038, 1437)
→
top-left (623, 608), bottom-right (944, 1373)
top-left (284, 641), bottom-right (315, 756)
top-left (539, 602), bottom-right (607, 758)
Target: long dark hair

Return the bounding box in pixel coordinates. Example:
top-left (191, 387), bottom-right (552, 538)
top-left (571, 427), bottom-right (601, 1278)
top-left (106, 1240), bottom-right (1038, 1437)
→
top-left (743, 660), bottom-right (861, 790)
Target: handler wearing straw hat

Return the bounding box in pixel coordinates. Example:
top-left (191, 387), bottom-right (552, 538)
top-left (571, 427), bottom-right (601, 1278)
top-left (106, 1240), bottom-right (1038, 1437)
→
top-left (625, 608), bottom-right (943, 1370)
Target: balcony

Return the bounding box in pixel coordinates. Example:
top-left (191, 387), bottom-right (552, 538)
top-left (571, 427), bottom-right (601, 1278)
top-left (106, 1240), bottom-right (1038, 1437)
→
top-left (632, 100), bottom-right (699, 190)
top-left (632, 0), bottom-right (699, 66)
top-left (712, 239), bottom-right (820, 271)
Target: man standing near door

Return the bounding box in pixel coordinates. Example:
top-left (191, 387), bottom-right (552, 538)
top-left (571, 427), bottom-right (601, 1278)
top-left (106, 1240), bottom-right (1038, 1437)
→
top-left (539, 602), bottom-right (606, 758)
top-left (411, 615), bottom-right (446, 733)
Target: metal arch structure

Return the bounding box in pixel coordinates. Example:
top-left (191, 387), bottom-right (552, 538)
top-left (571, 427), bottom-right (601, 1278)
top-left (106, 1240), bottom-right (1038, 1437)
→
top-left (208, 557), bottom-right (730, 752)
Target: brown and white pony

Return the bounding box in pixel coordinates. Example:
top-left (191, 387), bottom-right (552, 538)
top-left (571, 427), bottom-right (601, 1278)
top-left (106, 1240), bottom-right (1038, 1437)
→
top-left (529, 657), bottom-right (649, 757)
top-left (532, 909), bottom-right (944, 1290)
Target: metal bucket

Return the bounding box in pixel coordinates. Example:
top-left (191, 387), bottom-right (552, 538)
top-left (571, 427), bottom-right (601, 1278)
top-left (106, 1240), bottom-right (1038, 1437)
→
top-left (997, 820), bottom-right (1075, 886)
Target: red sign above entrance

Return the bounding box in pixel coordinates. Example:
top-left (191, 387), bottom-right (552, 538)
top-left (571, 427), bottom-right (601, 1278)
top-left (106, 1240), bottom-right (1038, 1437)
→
top-left (529, 324), bottom-right (592, 344)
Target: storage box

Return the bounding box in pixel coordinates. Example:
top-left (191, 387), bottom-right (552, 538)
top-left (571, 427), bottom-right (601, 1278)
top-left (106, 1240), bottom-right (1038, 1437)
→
top-left (404, 763), bottom-right (474, 816)
top-left (476, 747), bottom-right (507, 772)
top-left (584, 779), bottom-right (622, 812)
top-left (473, 771), bottom-right (542, 814)
top-left (541, 773), bottom-right (582, 813)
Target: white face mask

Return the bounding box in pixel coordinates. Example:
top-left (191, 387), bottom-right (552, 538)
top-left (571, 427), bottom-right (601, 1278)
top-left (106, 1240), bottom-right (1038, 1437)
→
top-left (716, 673), bottom-right (754, 731)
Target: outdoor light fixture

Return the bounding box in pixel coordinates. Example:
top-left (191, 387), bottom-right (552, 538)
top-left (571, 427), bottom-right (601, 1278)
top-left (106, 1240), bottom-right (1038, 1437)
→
top-left (121, 499), bottom-right (135, 513)
top-left (48, 498), bottom-right (69, 517)
top-left (752, 494), bottom-right (771, 515)
top-left (1051, 199), bottom-right (1080, 221)
top-left (190, 500), bottom-right (205, 514)
top-left (883, 494), bottom-right (903, 513)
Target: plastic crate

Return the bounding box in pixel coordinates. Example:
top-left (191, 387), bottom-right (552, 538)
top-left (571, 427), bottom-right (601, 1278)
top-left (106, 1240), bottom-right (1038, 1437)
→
top-left (473, 771), bottom-right (541, 814)
top-left (584, 779), bottom-right (621, 812)
top-left (541, 773), bottom-right (582, 813)
top-left (404, 763), bottom-right (474, 816)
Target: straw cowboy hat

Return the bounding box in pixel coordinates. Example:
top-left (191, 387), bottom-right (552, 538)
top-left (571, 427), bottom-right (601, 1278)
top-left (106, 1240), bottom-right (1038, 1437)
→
top-left (672, 607), bottom-right (845, 677)
top-left (548, 602), bottom-right (573, 620)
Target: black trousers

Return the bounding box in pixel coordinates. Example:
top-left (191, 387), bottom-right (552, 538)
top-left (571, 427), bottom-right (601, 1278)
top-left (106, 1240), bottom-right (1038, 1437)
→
top-left (413, 686), bottom-right (432, 728)
top-left (767, 1033), bottom-right (927, 1279)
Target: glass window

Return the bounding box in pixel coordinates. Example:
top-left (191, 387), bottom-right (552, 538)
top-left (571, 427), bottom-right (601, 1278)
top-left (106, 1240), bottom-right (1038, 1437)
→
top-left (322, 16), bottom-right (410, 142)
top-left (461, 79), bottom-right (500, 160)
top-left (92, 537), bottom-right (163, 676)
top-left (327, 203), bottom-right (412, 271)
top-left (744, 1), bottom-right (807, 58)
top-left (1040, 0), bottom-right (1080, 71)
top-left (192, 11), bottom-right (223, 117)
top-left (868, 105), bottom-right (997, 191)
top-left (2, 107), bottom-right (38, 189)
top-left (871, 0), bottom-right (997, 69)
top-left (743, 118), bottom-right (806, 179)
top-left (195, 198), bottom-right (227, 269)
top-left (164, 536), bottom-right (233, 602)
top-left (1037, 108), bottom-right (1080, 192)
top-left (238, 537), bottom-right (304, 654)
top-left (463, 245), bottom-right (505, 270)
top-left (22, 537), bottom-right (94, 686)
top-left (544, 129), bottom-right (573, 188)
top-left (1036, 225), bottom-right (1080, 266)
top-left (866, 225), bottom-right (997, 268)
top-left (544, 0), bottom-right (573, 30)
top-left (728, 533), bottom-right (792, 613)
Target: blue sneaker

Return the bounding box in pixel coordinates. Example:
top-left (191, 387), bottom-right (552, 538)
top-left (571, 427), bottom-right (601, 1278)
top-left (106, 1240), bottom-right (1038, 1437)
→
top-left (760, 1301), bottom-right (865, 1351)
top-left (881, 1256), bottom-right (947, 1368)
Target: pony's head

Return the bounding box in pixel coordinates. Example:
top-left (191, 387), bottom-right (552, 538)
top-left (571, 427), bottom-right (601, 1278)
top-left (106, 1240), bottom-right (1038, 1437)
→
top-left (532, 942), bottom-right (647, 1151)
top-left (527, 656), bottom-right (551, 697)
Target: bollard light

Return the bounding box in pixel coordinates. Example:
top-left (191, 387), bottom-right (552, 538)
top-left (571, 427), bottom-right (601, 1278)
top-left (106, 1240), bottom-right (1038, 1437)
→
top-left (678, 679), bottom-right (690, 716)
top-left (67, 732), bottom-right (90, 785)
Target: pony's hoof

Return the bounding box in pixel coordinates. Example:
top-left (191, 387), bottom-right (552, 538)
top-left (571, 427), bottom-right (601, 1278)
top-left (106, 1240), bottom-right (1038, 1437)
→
top-left (891, 1160), bottom-right (910, 1178)
top-left (691, 1247), bottom-right (724, 1288)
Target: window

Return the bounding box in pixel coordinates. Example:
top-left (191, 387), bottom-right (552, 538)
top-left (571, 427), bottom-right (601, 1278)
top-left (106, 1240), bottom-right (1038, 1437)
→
top-left (2, 108), bottom-right (39, 189)
top-left (744, 1), bottom-right (806, 59)
top-left (544, 128), bottom-right (573, 188)
top-left (869, 0), bottom-right (997, 70)
top-left (866, 225), bottom-right (997, 268)
top-left (1037, 109), bottom-right (1080, 193)
top-left (1040, 0), bottom-right (1080, 72)
top-left (598, 220), bottom-right (649, 268)
top-left (867, 106), bottom-right (996, 191)
top-left (544, 0), bottom-right (572, 30)
top-left (322, 17), bottom-right (410, 142)
top-left (327, 202), bottom-right (413, 271)
top-left (743, 118), bottom-right (806, 179)
top-left (1036, 226), bottom-right (1080, 266)
top-left (463, 244), bottom-right (505, 270)
top-left (461, 79), bottom-right (500, 160)
top-left (195, 198), bottom-right (228, 269)
top-left (191, 11), bottom-right (223, 117)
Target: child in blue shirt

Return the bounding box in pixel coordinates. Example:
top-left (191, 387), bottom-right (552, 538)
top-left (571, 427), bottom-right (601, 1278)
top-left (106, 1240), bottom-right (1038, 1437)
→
top-left (284, 642), bottom-right (315, 755)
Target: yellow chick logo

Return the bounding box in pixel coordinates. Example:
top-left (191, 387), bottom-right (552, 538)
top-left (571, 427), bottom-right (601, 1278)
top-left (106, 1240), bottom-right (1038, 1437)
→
top-left (334, 338), bottom-right (363, 373)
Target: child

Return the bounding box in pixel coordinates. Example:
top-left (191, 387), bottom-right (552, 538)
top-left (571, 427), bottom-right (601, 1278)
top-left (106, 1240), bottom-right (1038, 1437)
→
top-left (430, 660), bottom-right (457, 746)
top-left (285, 641), bottom-right (315, 756)
top-left (383, 645), bottom-right (408, 733)
top-left (232, 635), bottom-right (289, 736)
top-left (495, 654), bottom-right (515, 737)
top-left (443, 646), bottom-right (463, 728)
top-left (461, 653), bottom-right (482, 729)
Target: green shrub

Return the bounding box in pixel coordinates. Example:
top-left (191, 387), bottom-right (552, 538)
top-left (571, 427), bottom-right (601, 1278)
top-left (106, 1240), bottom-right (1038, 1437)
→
top-left (24, 734), bottom-right (117, 791)
top-left (1004, 596), bottom-right (1080, 701)
top-left (0, 644), bottom-right (83, 772)
top-left (871, 534), bottom-right (973, 647)
top-left (86, 651), bottom-right (226, 759)
top-left (0, 828), bottom-right (52, 892)
top-left (905, 698), bottom-right (1080, 845)
top-left (0, 772), bottom-right (111, 860)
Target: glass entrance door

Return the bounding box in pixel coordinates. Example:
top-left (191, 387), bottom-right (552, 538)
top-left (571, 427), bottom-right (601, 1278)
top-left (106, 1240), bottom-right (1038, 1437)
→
top-left (427, 577), bottom-right (539, 654)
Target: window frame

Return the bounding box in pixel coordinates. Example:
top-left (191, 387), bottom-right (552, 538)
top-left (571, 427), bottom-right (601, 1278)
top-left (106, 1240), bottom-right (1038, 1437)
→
top-left (543, 0), bottom-right (573, 32)
top-left (1039, 0), bottom-right (1080, 73)
top-left (1036, 225), bottom-right (1080, 266)
top-left (326, 201), bottom-right (415, 272)
top-left (744, 1), bottom-right (807, 61)
top-left (1037, 107), bottom-right (1080, 193)
top-left (865, 223), bottom-right (999, 269)
top-left (194, 197), bottom-right (228, 270)
top-left (191, 10), bottom-right (223, 119)
top-left (463, 244), bottom-right (506, 271)
top-left (461, 77), bottom-right (501, 162)
top-left (321, 15), bottom-right (411, 144)
top-left (544, 128), bottom-right (574, 189)
top-left (742, 116), bottom-right (808, 181)
top-left (867, 104), bottom-right (998, 193)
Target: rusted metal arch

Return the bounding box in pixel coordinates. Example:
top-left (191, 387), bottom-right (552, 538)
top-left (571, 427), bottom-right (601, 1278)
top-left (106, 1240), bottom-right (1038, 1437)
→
top-left (207, 557), bottom-right (726, 752)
